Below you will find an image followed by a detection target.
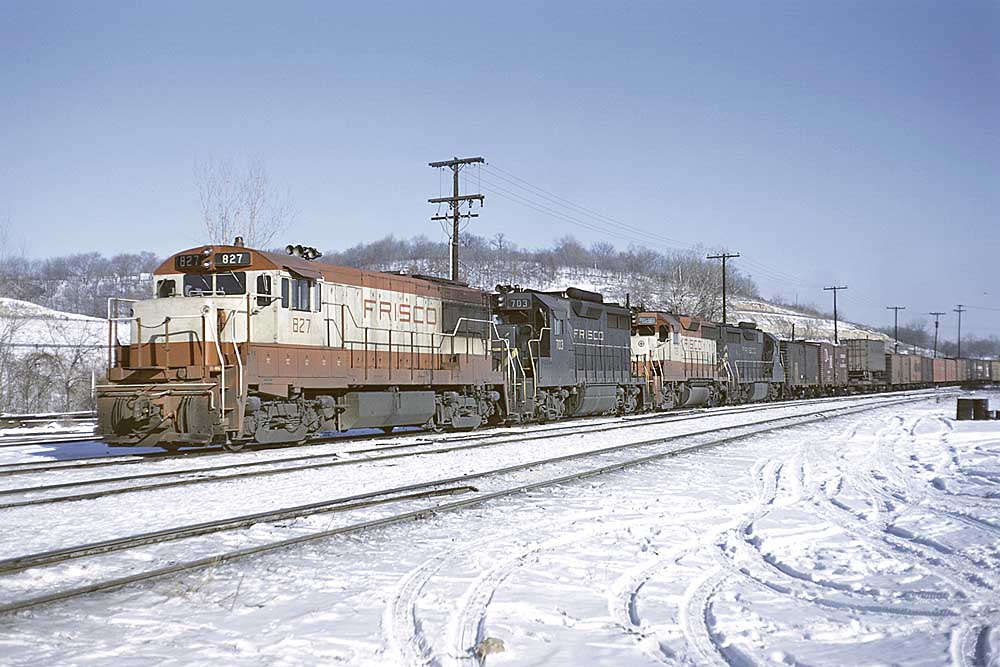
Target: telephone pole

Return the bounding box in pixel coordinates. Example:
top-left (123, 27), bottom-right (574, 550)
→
top-left (929, 312), bottom-right (945, 359)
top-left (954, 304), bottom-right (966, 358)
top-left (886, 305), bottom-right (905, 353)
top-left (706, 252), bottom-right (740, 324)
top-left (824, 286), bottom-right (848, 344)
top-left (428, 156), bottom-right (485, 281)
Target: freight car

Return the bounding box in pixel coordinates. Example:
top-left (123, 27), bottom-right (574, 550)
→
top-left (842, 338), bottom-right (888, 388)
top-left (780, 340), bottom-right (820, 397)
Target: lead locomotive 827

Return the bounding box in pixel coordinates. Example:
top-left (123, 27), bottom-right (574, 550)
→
top-left (99, 240), bottom-right (986, 450)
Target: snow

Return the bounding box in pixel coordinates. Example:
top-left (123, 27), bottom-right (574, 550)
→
top-left (0, 392), bottom-right (997, 665)
top-left (0, 297), bottom-right (109, 352)
top-left (730, 296), bottom-right (889, 344)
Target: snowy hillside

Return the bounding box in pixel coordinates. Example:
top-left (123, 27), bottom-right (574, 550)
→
top-left (0, 297), bottom-right (109, 353)
top-left (518, 269), bottom-right (890, 344)
top-left (730, 296), bottom-right (890, 344)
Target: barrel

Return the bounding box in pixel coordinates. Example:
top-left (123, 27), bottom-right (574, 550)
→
top-left (973, 399), bottom-right (991, 420)
top-left (957, 399), bottom-right (975, 420)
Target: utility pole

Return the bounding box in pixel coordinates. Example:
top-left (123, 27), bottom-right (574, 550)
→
top-left (428, 156), bottom-right (485, 282)
top-left (954, 304), bottom-right (966, 358)
top-left (824, 286), bottom-right (848, 344)
top-left (886, 305), bottom-right (905, 353)
top-left (929, 312), bottom-right (945, 359)
top-left (706, 252), bottom-right (740, 324)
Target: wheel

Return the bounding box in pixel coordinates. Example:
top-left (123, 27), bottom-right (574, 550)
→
top-left (381, 426), bottom-right (394, 434)
top-left (223, 440), bottom-right (246, 453)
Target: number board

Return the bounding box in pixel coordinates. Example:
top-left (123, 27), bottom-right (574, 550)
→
top-left (174, 254), bottom-right (203, 271)
top-left (508, 297), bottom-right (531, 309)
top-left (637, 316), bottom-right (657, 325)
top-left (214, 252), bottom-right (251, 267)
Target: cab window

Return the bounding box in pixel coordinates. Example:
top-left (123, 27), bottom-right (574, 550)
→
top-left (156, 279), bottom-right (176, 298)
top-left (256, 274), bottom-right (272, 307)
top-left (216, 272), bottom-right (247, 295)
top-left (658, 325), bottom-right (670, 342)
top-left (181, 273), bottom-right (247, 296)
top-left (183, 274), bottom-right (213, 296)
top-left (291, 278), bottom-right (312, 311)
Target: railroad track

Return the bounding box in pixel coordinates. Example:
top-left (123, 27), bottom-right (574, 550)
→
top-left (0, 410), bottom-right (95, 429)
top-left (0, 393), bottom-right (931, 615)
top-left (0, 411), bottom-right (98, 449)
top-left (0, 393), bottom-right (939, 510)
top-left (0, 388), bottom-right (943, 476)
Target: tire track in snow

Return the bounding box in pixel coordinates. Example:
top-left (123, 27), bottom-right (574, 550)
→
top-left (716, 530), bottom-right (958, 616)
top-left (443, 516), bottom-right (679, 666)
top-left (678, 566), bottom-right (732, 667)
top-left (950, 623), bottom-right (997, 667)
top-left (811, 413), bottom-right (995, 596)
top-left (672, 457), bottom-right (783, 666)
top-left (381, 508), bottom-right (614, 667)
top-left (605, 521), bottom-right (742, 665)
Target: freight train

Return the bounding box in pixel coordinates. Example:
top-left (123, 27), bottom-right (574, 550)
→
top-left (97, 241), bottom-right (997, 450)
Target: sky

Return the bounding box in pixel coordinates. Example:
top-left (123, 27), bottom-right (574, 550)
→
top-left (1, 1), bottom-right (998, 336)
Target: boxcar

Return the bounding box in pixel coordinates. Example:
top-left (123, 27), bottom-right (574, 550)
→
top-left (814, 342), bottom-right (847, 388)
top-left (781, 340), bottom-right (819, 395)
top-left (971, 359), bottom-right (991, 382)
top-left (886, 353), bottom-right (911, 386)
top-left (920, 356), bottom-right (934, 386)
top-left (992, 361), bottom-right (1000, 383)
top-left (844, 339), bottom-right (887, 385)
top-left (957, 359), bottom-right (972, 383)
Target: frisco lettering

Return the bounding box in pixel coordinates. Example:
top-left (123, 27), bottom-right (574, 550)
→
top-left (573, 329), bottom-right (605, 341)
top-left (363, 299), bottom-right (438, 325)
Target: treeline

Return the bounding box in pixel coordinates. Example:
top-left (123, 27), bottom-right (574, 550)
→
top-left (0, 311), bottom-right (103, 413)
top-left (325, 233), bottom-right (759, 320)
top-left (0, 251), bottom-right (160, 318)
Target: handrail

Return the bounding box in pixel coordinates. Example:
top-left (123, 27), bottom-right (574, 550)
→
top-left (211, 313), bottom-right (225, 420)
top-left (227, 310), bottom-right (243, 399)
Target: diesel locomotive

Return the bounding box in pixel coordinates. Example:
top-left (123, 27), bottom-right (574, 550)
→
top-left (97, 241), bottom-right (994, 450)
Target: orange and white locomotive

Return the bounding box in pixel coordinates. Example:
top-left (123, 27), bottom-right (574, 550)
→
top-left (98, 241), bottom-right (505, 449)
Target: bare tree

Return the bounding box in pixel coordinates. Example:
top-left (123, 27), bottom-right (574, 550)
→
top-left (195, 157), bottom-right (297, 248)
top-left (0, 311), bottom-right (26, 412)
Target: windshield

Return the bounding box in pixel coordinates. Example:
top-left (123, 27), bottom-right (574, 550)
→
top-left (182, 272), bottom-right (247, 296)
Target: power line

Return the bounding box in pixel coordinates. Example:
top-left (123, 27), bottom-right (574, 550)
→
top-left (823, 286), bottom-right (848, 344)
top-left (706, 253), bottom-right (740, 324)
top-left (886, 305), bottom-right (905, 353)
top-left (472, 162), bottom-right (978, 330)
top-left (428, 156), bottom-right (485, 282)
top-left (929, 312), bottom-right (946, 359)
top-left (954, 304), bottom-right (966, 358)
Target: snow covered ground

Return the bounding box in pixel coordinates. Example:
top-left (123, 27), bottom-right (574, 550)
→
top-left (0, 297), bottom-right (110, 351)
top-left (0, 391), bottom-right (997, 666)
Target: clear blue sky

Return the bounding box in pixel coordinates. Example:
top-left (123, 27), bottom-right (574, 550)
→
top-left (2, 1), bottom-right (998, 336)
